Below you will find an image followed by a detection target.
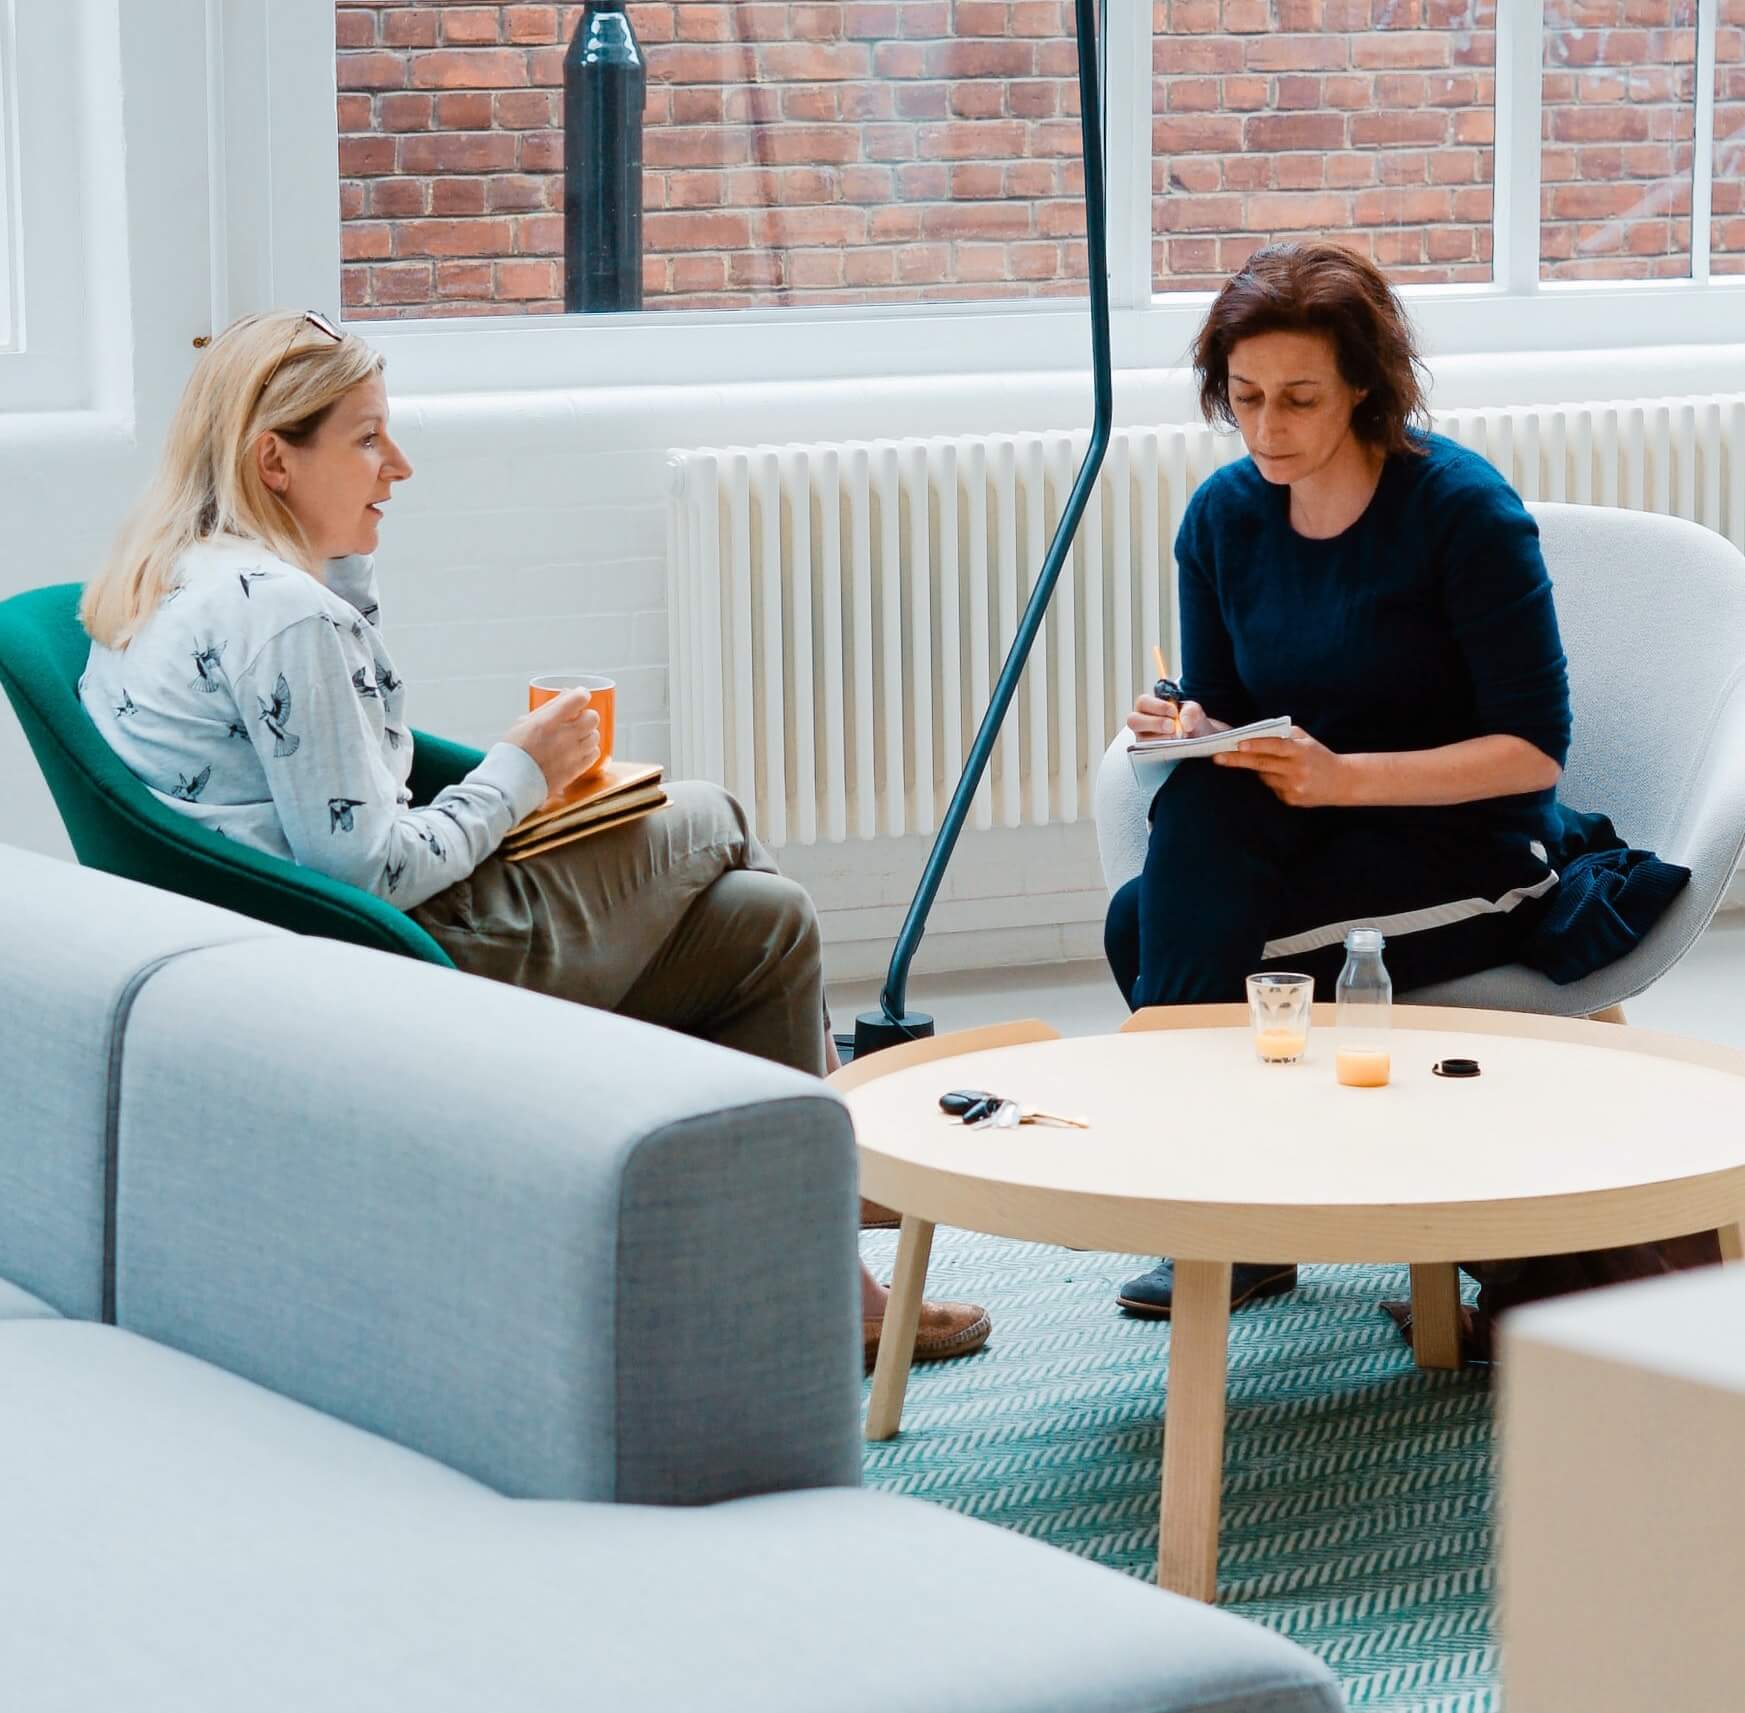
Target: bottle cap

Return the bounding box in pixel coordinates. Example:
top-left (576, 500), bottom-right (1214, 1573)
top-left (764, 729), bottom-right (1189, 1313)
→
top-left (1432, 1058), bottom-right (1481, 1078)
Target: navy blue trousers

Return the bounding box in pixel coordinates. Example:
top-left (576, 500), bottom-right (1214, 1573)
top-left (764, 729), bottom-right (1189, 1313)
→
top-left (1104, 761), bottom-right (1554, 1010)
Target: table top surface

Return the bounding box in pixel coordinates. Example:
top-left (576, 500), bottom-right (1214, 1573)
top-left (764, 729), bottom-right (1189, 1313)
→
top-left (837, 1006), bottom-right (1745, 1255)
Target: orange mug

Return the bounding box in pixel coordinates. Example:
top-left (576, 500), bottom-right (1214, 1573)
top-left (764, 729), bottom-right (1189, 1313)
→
top-left (528, 673), bottom-right (615, 781)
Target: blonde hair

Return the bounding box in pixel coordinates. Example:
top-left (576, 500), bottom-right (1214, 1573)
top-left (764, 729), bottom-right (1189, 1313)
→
top-left (81, 311), bottom-right (385, 648)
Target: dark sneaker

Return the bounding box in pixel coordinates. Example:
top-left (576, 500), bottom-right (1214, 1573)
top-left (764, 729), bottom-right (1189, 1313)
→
top-left (1116, 1259), bottom-right (1297, 1319)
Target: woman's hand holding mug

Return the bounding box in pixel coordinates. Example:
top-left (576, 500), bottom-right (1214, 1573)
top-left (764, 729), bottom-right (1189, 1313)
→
top-left (507, 688), bottom-right (603, 797)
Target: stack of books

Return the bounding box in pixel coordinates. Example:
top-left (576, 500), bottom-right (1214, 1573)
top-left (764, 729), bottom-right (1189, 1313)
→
top-left (501, 760), bottom-right (667, 862)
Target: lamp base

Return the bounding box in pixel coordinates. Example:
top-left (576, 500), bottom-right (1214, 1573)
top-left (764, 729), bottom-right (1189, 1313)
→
top-left (852, 1009), bottom-right (936, 1060)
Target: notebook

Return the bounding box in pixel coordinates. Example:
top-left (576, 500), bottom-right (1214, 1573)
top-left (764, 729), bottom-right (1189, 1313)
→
top-left (504, 796), bottom-right (666, 862)
top-left (501, 760), bottom-right (667, 861)
top-left (1126, 715), bottom-right (1293, 791)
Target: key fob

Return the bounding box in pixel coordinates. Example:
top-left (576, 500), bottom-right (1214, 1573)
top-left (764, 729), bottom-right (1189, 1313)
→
top-left (939, 1089), bottom-right (994, 1116)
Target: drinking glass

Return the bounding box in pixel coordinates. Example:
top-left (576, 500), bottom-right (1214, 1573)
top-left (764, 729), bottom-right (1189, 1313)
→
top-left (1246, 972), bottom-right (1313, 1065)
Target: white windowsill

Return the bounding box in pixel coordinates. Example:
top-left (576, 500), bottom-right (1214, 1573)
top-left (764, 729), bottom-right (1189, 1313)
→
top-left (353, 278), bottom-right (1745, 399)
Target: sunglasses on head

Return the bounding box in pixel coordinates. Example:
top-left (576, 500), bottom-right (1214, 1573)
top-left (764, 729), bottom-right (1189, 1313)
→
top-left (256, 309), bottom-right (343, 401)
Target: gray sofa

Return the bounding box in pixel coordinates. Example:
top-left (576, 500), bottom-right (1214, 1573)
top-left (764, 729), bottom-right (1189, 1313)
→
top-left (0, 842), bottom-right (1342, 1712)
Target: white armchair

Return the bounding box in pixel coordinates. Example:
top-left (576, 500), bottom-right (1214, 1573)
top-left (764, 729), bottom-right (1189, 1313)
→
top-left (1093, 503), bottom-right (1745, 1016)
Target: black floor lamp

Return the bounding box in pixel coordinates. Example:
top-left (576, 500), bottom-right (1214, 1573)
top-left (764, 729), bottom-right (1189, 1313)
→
top-left (853, 0), bottom-right (1116, 1059)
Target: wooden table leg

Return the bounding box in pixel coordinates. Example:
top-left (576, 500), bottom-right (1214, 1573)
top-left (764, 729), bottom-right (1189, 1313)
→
top-left (865, 1215), bottom-right (934, 1441)
top-left (1157, 1259), bottom-right (1231, 1603)
top-left (1410, 1262), bottom-right (1464, 1370)
top-left (1720, 1221), bottom-right (1745, 1264)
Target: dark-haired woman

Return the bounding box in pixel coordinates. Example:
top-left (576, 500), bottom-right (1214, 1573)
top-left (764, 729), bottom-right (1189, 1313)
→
top-left (1104, 242), bottom-right (1572, 1321)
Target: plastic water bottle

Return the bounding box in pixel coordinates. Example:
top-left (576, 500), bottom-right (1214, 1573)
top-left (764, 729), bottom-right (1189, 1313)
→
top-left (1335, 928), bottom-right (1392, 1087)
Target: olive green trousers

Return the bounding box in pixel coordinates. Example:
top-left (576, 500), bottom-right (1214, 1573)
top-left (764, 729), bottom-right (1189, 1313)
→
top-left (412, 780), bottom-right (826, 1077)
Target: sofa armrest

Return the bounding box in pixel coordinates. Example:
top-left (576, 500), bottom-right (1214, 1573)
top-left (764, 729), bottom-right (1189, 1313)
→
top-left (110, 939), bottom-right (862, 1505)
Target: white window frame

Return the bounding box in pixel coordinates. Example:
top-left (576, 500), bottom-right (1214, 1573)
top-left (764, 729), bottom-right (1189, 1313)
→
top-left (0, 0), bottom-right (18, 353)
top-left (0, 0), bottom-right (105, 409)
top-left (249, 0), bottom-right (1745, 397)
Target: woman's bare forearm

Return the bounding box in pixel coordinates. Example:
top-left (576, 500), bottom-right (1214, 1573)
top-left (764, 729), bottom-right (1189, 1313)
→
top-left (1340, 735), bottom-right (1561, 808)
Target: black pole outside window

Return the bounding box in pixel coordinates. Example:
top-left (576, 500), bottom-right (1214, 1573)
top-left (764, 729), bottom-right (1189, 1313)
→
top-left (564, 1), bottom-right (645, 314)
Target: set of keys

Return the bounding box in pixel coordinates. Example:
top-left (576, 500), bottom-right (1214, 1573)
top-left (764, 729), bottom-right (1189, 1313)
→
top-left (938, 1089), bottom-right (1090, 1130)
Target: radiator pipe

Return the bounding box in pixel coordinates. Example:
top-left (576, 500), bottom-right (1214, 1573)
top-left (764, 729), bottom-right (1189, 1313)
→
top-left (855, 0), bottom-right (1114, 1058)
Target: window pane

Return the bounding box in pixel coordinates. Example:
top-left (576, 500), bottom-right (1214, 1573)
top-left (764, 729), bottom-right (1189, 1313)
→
top-left (1152, 1), bottom-right (1497, 292)
top-left (336, 2), bottom-right (1087, 320)
top-left (1714, 0), bottom-right (1745, 276)
top-left (1541, 1), bottom-right (1696, 282)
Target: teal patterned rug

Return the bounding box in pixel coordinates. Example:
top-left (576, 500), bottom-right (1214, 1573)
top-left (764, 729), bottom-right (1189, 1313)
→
top-left (859, 1227), bottom-right (1496, 1713)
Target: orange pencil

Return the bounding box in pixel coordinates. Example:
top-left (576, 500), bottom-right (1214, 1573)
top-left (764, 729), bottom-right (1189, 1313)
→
top-left (1151, 644), bottom-right (1181, 736)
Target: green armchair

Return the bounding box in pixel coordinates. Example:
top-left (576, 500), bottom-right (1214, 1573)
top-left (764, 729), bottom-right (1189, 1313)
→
top-left (0, 582), bottom-right (480, 966)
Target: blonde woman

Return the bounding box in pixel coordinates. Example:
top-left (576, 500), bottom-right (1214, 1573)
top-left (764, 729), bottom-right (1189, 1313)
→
top-left (79, 309), bottom-right (989, 1374)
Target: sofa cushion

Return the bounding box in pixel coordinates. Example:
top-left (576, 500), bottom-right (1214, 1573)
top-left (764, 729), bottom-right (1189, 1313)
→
top-left (0, 1277), bottom-right (58, 1321)
top-left (0, 1322), bottom-right (1340, 1713)
top-left (572, 1491), bottom-right (1345, 1713)
top-left (0, 845), bottom-right (281, 1319)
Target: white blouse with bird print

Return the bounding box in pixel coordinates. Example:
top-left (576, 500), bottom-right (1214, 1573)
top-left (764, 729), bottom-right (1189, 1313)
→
top-left (80, 536), bottom-right (547, 910)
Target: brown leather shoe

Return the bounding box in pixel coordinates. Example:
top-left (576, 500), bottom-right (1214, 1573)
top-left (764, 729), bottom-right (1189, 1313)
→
top-left (859, 1196), bottom-right (901, 1229)
top-left (863, 1300), bottom-right (991, 1375)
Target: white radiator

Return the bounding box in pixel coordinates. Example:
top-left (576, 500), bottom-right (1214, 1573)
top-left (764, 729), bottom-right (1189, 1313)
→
top-left (667, 396), bottom-right (1745, 847)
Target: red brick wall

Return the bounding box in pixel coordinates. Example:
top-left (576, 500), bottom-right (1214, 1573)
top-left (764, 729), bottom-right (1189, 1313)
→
top-left (1542, 0), bottom-right (1695, 280)
top-left (337, 1), bottom-right (1087, 318)
top-left (336, 2), bottom-right (1745, 318)
top-left (1152, 0), bottom-right (1497, 289)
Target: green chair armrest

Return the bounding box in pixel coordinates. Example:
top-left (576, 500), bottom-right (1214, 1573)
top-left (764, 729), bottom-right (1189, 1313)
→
top-left (32, 718), bottom-right (454, 967)
top-left (0, 584), bottom-right (457, 968)
top-left (407, 729), bottom-right (488, 806)
top-left (119, 810), bottom-right (457, 967)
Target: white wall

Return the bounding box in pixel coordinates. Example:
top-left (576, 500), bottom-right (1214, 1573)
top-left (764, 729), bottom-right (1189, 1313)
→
top-left (4, 3), bottom-right (1744, 984)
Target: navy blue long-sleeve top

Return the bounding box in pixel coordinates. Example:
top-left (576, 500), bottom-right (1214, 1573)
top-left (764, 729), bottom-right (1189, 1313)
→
top-left (1176, 430), bottom-right (1572, 843)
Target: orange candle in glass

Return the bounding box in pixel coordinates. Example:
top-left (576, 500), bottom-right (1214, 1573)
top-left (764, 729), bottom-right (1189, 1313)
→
top-left (1335, 1047), bottom-right (1391, 1088)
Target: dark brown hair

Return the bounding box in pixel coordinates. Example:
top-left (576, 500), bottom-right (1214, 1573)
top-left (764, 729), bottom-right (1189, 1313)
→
top-left (1192, 242), bottom-right (1429, 455)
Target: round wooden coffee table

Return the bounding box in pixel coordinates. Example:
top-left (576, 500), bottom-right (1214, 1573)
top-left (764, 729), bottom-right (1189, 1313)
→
top-left (833, 1004), bottom-right (1745, 1602)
